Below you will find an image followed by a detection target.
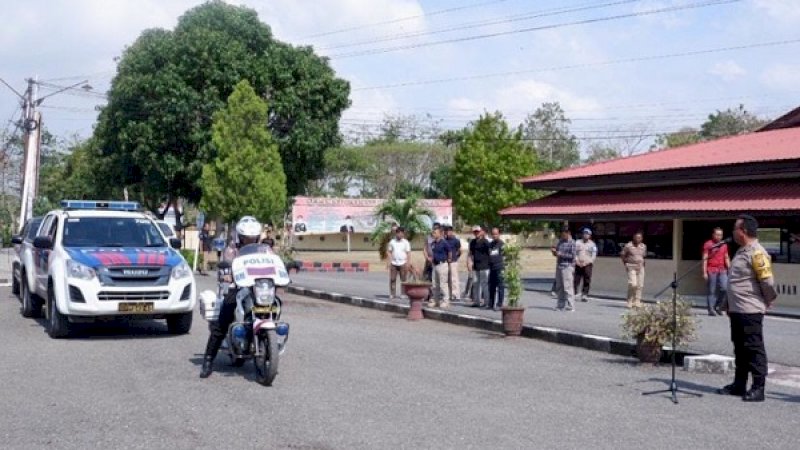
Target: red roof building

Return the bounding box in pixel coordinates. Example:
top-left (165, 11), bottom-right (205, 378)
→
top-left (501, 111), bottom-right (800, 307)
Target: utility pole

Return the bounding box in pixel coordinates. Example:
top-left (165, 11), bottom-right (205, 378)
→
top-left (1, 76), bottom-right (90, 230)
top-left (19, 77), bottom-right (41, 229)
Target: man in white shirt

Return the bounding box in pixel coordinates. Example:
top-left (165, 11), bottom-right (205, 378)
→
top-left (574, 228), bottom-right (598, 302)
top-left (388, 227), bottom-right (412, 300)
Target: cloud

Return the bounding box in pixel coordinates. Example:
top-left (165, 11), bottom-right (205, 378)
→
top-left (708, 60), bottom-right (746, 81)
top-left (760, 64), bottom-right (800, 91)
top-left (447, 79), bottom-right (602, 126)
top-left (752, 0), bottom-right (800, 23)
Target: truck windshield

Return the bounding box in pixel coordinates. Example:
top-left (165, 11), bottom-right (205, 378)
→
top-left (63, 217), bottom-right (167, 248)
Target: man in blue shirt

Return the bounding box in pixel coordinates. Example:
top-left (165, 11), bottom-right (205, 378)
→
top-left (444, 226), bottom-right (462, 301)
top-left (430, 227), bottom-right (452, 308)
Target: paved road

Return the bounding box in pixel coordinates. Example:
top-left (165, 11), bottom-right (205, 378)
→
top-left (292, 271), bottom-right (800, 367)
top-left (2, 280), bottom-right (799, 449)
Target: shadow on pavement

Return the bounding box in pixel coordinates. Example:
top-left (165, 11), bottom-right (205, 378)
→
top-left (188, 355), bottom-right (260, 383)
top-left (31, 317), bottom-right (179, 340)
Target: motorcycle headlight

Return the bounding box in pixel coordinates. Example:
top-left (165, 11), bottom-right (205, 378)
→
top-left (171, 262), bottom-right (192, 280)
top-left (253, 279), bottom-right (276, 306)
top-left (67, 260), bottom-right (96, 281)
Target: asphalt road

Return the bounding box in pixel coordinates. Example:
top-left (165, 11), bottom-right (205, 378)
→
top-left (292, 271), bottom-right (800, 367)
top-left (1, 279), bottom-right (799, 449)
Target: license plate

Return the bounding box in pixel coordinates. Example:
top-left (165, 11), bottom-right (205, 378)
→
top-left (252, 305), bottom-right (276, 314)
top-left (118, 302), bottom-right (154, 313)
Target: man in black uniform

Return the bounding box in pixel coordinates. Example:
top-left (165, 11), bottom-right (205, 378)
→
top-left (200, 216), bottom-right (264, 378)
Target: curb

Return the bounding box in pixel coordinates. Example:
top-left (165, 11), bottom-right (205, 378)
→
top-left (287, 285), bottom-right (698, 364)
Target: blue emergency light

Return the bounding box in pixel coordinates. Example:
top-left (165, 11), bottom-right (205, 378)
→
top-left (60, 200), bottom-right (141, 211)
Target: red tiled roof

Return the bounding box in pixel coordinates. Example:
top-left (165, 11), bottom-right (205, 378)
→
top-left (501, 180), bottom-right (800, 218)
top-left (521, 127), bottom-right (800, 184)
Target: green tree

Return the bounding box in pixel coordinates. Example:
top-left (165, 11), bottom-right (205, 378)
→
top-left (583, 143), bottom-right (622, 164)
top-left (452, 112), bottom-right (540, 226)
top-left (652, 127), bottom-right (701, 150)
top-left (700, 104), bottom-right (767, 140)
top-left (370, 194), bottom-right (434, 260)
top-left (199, 80), bottom-right (287, 224)
top-left (94, 0), bottom-right (349, 217)
top-left (521, 102), bottom-right (580, 170)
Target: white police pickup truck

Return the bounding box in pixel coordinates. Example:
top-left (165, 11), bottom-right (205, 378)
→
top-left (23, 200), bottom-right (196, 338)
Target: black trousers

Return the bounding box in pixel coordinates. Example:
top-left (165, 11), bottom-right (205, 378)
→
top-left (729, 312), bottom-right (768, 388)
top-left (203, 289), bottom-right (238, 360)
top-left (489, 268), bottom-right (505, 308)
top-left (574, 264), bottom-right (593, 296)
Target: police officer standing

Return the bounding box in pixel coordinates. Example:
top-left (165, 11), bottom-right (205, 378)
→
top-left (718, 214), bottom-right (778, 402)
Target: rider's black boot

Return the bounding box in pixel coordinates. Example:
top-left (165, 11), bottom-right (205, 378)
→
top-left (200, 356), bottom-right (214, 378)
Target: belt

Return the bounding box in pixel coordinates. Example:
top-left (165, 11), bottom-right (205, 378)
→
top-left (434, 261), bottom-right (448, 265)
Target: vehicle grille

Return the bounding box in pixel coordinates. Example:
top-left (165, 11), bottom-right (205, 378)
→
top-left (98, 291), bottom-right (170, 302)
top-left (100, 266), bottom-right (170, 287)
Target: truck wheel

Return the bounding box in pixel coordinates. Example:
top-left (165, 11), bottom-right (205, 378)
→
top-left (47, 284), bottom-right (72, 339)
top-left (21, 277), bottom-right (43, 318)
top-left (166, 312), bottom-right (193, 335)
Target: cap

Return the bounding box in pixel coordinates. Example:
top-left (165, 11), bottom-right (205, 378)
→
top-left (472, 225), bottom-right (482, 232)
top-left (581, 228), bottom-right (592, 235)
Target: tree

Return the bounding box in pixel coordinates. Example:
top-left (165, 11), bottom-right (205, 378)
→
top-left (700, 105), bottom-right (767, 140)
top-left (199, 80), bottom-right (287, 225)
top-left (452, 112), bottom-right (541, 226)
top-left (94, 0), bottom-right (349, 217)
top-left (370, 194), bottom-right (434, 260)
top-left (521, 102), bottom-right (580, 170)
top-left (652, 127), bottom-right (701, 150)
top-left (583, 143), bottom-right (622, 164)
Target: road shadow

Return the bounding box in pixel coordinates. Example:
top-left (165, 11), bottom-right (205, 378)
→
top-left (472, 329), bottom-right (505, 340)
top-left (31, 316), bottom-right (179, 340)
top-left (188, 354), bottom-right (261, 383)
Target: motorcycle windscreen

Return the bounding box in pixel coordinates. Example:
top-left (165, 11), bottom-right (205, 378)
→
top-left (232, 246), bottom-right (291, 287)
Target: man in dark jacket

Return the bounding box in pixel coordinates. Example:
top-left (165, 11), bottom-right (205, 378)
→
top-left (488, 227), bottom-right (505, 311)
top-left (468, 225), bottom-right (491, 308)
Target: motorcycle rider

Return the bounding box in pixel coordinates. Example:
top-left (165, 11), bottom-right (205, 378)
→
top-left (200, 216), bottom-right (266, 378)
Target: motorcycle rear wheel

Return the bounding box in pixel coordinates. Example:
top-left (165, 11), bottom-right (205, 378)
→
top-left (255, 330), bottom-right (279, 386)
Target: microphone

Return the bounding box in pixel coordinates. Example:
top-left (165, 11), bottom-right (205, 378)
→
top-left (710, 237), bottom-right (732, 249)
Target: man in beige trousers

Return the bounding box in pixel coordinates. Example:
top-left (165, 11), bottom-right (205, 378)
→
top-left (621, 232), bottom-right (647, 308)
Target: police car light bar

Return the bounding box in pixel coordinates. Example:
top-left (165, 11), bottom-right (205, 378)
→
top-left (60, 200), bottom-right (141, 211)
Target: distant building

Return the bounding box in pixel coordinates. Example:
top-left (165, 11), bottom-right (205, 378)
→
top-left (502, 107), bottom-right (800, 312)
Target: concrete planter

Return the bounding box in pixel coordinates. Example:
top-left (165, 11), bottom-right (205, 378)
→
top-left (402, 282), bottom-right (431, 321)
top-left (501, 306), bottom-right (526, 336)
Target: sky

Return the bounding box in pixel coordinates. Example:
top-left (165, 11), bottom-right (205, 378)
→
top-left (1, 0), bottom-right (799, 154)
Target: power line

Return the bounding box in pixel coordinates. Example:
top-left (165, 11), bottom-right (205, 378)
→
top-left (299, 0), bottom-right (509, 39)
top-left (321, 0), bottom-right (644, 51)
top-left (330, 0), bottom-right (741, 58)
top-left (353, 37), bottom-right (800, 90)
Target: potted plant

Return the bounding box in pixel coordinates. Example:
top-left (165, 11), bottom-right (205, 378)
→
top-left (402, 274), bottom-right (432, 321)
top-left (621, 300), bottom-right (697, 363)
top-left (500, 243), bottom-right (525, 336)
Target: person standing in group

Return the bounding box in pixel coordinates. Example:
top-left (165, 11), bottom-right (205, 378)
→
top-left (262, 229), bottom-right (276, 248)
top-left (574, 228), bottom-right (597, 302)
top-left (703, 227), bottom-right (731, 316)
top-left (198, 223), bottom-right (212, 275)
top-left (387, 227), bottom-right (411, 300)
top-left (621, 232), bottom-right (647, 308)
top-left (444, 226), bottom-right (462, 302)
top-left (488, 227), bottom-right (506, 311)
top-left (717, 215), bottom-right (777, 402)
top-left (423, 223), bottom-right (441, 283)
top-left (551, 227), bottom-right (576, 311)
top-left (430, 227), bottom-right (452, 308)
top-left (468, 225), bottom-right (491, 308)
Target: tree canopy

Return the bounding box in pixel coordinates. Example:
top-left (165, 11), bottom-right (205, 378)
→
top-left (199, 80), bottom-right (287, 224)
top-left (451, 112), bottom-right (541, 227)
top-left (521, 102), bottom-right (580, 170)
top-left (93, 0), bottom-right (349, 214)
top-left (653, 105), bottom-right (768, 150)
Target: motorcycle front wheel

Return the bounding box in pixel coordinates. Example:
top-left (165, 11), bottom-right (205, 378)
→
top-left (255, 330), bottom-right (279, 386)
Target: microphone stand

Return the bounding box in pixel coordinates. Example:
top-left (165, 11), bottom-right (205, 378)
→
top-left (641, 254), bottom-right (711, 404)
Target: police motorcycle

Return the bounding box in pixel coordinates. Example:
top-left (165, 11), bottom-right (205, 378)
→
top-left (199, 244), bottom-right (290, 386)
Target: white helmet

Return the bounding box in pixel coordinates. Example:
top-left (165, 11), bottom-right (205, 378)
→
top-left (236, 216), bottom-right (262, 239)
